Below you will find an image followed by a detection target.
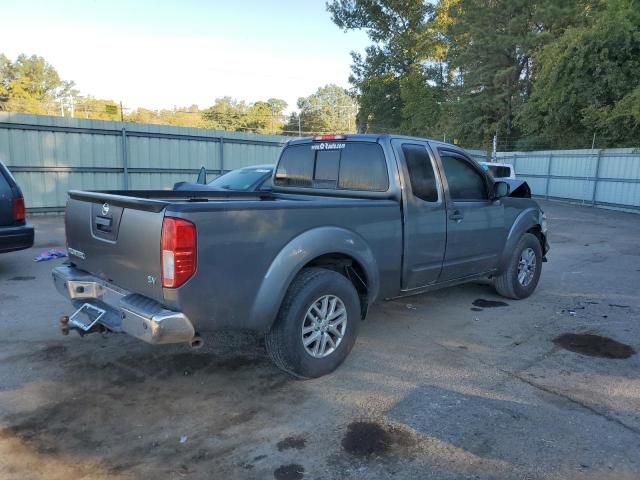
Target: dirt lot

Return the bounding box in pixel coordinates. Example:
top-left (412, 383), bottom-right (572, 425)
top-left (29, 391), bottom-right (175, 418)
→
top-left (1, 200), bottom-right (639, 480)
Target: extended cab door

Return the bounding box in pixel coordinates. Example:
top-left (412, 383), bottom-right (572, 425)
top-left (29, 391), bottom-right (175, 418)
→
top-left (392, 140), bottom-right (447, 290)
top-left (436, 148), bottom-right (506, 281)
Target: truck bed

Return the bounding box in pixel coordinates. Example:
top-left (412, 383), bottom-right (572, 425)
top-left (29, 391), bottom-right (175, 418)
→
top-left (64, 189), bottom-right (403, 332)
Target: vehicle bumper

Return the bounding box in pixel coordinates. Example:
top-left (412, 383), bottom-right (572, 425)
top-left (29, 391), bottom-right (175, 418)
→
top-left (0, 224), bottom-right (34, 253)
top-left (52, 265), bottom-right (195, 344)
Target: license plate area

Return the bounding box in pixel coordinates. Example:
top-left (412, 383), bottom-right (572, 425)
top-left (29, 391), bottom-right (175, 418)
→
top-left (69, 303), bottom-right (106, 331)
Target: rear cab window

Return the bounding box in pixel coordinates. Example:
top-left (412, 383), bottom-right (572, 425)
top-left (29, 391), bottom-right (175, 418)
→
top-left (275, 142), bottom-right (389, 192)
top-left (402, 144), bottom-right (439, 202)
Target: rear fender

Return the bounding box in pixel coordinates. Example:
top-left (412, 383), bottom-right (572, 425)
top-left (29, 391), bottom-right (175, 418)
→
top-left (498, 207), bottom-right (541, 272)
top-left (249, 227), bottom-right (379, 332)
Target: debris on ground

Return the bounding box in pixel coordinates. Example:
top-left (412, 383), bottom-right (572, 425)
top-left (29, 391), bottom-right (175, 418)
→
top-left (34, 248), bottom-right (67, 262)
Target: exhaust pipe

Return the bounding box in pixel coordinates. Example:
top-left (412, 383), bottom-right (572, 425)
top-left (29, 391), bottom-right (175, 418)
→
top-left (189, 335), bottom-right (204, 349)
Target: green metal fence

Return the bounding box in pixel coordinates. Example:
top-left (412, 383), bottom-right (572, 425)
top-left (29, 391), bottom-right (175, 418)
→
top-left (0, 112), bottom-right (287, 212)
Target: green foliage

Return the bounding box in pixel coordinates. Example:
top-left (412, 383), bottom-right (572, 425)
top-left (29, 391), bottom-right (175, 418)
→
top-left (0, 54), bottom-right (63, 114)
top-left (201, 96), bottom-right (288, 134)
top-left (290, 84), bottom-right (357, 134)
top-left (399, 67), bottom-right (443, 137)
top-left (328, 1), bottom-right (436, 133)
top-left (518, 0), bottom-right (640, 148)
top-left (329, 0), bottom-right (639, 149)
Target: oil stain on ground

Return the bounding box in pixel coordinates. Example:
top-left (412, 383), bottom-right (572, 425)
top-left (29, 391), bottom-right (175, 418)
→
top-left (8, 275), bottom-right (36, 281)
top-left (341, 421), bottom-right (415, 458)
top-left (277, 435), bottom-right (306, 451)
top-left (273, 463), bottom-right (305, 480)
top-left (473, 299), bottom-right (509, 309)
top-left (554, 333), bottom-right (636, 359)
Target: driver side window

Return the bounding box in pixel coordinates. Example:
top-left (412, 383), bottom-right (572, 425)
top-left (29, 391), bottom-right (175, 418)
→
top-left (440, 154), bottom-right (488, 201)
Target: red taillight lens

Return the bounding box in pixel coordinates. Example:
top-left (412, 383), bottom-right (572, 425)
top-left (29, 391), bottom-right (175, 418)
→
top-left (13, 197), bottom-right (25, 222)
top-left (161, 217), bottom-right (197, 288)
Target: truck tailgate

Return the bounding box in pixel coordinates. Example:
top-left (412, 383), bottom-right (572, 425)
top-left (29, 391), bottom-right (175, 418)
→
top-left (65, 192), bottom-right (166, 303)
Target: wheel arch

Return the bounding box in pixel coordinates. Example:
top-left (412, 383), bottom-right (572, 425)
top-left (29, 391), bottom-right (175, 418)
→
top-left (249, 227), bottom-right (380, 332)
top-left (498, 207), bottom-right (542, 273)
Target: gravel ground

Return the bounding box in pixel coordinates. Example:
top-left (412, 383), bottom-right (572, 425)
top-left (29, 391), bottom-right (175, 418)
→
top-left (0, 200), bottom-right (639, 480)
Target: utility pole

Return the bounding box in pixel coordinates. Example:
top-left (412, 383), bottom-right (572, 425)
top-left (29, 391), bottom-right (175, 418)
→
top-left (492, 133), bottom-right (498, 162)
top-left (298, 113), bottom-right (302, 137)
top-left (120, 101), bottom-right (125, 123)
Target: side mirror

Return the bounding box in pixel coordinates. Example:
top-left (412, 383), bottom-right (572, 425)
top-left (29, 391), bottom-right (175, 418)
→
top-left (196, 166), bottom-right (207, 185)
top-left (493, 181), bottom-right (510, 199)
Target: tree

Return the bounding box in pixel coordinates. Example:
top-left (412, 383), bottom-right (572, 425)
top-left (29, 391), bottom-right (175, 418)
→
top-left (292, 84), bottom-right (357, 134)
top-left (518, 0), bottom-right (640, 148)
top-left (433, 0), bottom-right (596, 148)
top-left (74, 96), bottom-right (121, 121)
top-left (245, 98), bottom-right (288, 134)
top-left (201, 97), bottom-right (250, 130)
top-left (0, 54), bottom-right (63, 114)
top-left (327, 0), bottom-right (609, 149)
top-left (328, 0), bottom-right (435, 133)
top-left (201, 97), bottom-right (288, 133)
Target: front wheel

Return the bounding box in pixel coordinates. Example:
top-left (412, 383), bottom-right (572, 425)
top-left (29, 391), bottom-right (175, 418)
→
top-left (265, 268), bottom-right (361, 379)
top-left (494, 233), bottom-right (543, 299)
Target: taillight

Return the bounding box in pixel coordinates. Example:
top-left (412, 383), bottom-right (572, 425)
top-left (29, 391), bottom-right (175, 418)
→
top-left (161, 217), bottom-right (197, 288)
top-left (313, 134), bottom-right (346, 141)
top-left (13, 197), bottom-right (25, 222)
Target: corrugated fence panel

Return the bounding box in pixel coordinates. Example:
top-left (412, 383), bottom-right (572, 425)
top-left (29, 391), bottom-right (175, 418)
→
top-left (502, 148), bottom-right (640, 210)
top-left (0, 112), bottom-right (288, 211)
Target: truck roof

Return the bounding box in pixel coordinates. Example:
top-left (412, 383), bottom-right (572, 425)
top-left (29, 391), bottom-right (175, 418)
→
top-left (286, 133), bottom-right (454, 150)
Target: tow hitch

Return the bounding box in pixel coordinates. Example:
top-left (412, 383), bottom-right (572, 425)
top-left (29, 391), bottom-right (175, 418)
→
top-left (59, 303), bottom-right (109, 337)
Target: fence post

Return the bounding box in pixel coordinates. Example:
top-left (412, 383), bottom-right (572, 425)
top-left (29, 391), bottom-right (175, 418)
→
top-left (121, 126), bottom-right (129, 190)
top-left (219, 137), bottom-right (224, 174)
top-left (545, 153), bottom-right (553, 199)
top-left (591, 149), bottom-right (602, 206)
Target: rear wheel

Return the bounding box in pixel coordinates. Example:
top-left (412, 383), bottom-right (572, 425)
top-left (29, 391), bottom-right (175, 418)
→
top-left (265, 268), bottom-right (360, 378)
top-left (494, 233), bottom-right (542, 299)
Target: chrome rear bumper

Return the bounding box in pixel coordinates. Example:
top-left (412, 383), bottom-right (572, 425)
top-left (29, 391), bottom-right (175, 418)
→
top-left (52, 265), bottom-right (195, 344)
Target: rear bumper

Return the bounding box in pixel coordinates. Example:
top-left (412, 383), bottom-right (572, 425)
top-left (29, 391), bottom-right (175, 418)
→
top-left (52, 265), bottom-right (195, 344)
top-left (0, 224), bottom-right (34, 253)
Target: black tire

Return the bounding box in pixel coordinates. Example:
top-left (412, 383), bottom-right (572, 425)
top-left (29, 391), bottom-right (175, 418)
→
top-left (265, 267), bottom-right (361, 379)
top-left (494, 233), bottom-right (543, 300)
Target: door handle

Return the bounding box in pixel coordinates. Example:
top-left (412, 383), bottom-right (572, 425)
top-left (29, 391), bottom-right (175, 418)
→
top-left (449, 210), bottom-right (464, 222)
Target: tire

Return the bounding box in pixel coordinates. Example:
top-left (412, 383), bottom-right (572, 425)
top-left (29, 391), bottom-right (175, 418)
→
top-left (265, 267), bottom-right (361, 379)
top-left (494, 233), bottom-right (543, 300)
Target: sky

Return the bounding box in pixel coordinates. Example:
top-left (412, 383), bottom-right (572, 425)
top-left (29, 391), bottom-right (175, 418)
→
top-left (0, 0), bottom-right (371, 112)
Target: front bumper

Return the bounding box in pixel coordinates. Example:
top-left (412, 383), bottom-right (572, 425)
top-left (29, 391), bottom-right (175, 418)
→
top-left (52, 265), bottom-right (195, 344)
top-left (0, 223), bottom-right (34, 253)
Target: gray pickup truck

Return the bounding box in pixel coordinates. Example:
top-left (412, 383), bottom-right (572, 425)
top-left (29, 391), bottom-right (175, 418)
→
top-left (53, 134), bottom-right (548, 378)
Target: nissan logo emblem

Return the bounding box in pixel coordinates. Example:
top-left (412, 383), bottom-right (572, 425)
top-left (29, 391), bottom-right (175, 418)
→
top-left (101, 203), bottom-right (110, 216)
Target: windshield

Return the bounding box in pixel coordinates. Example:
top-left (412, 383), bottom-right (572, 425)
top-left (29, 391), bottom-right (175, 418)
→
top-left (208, 168), bottom-right (271, 191)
